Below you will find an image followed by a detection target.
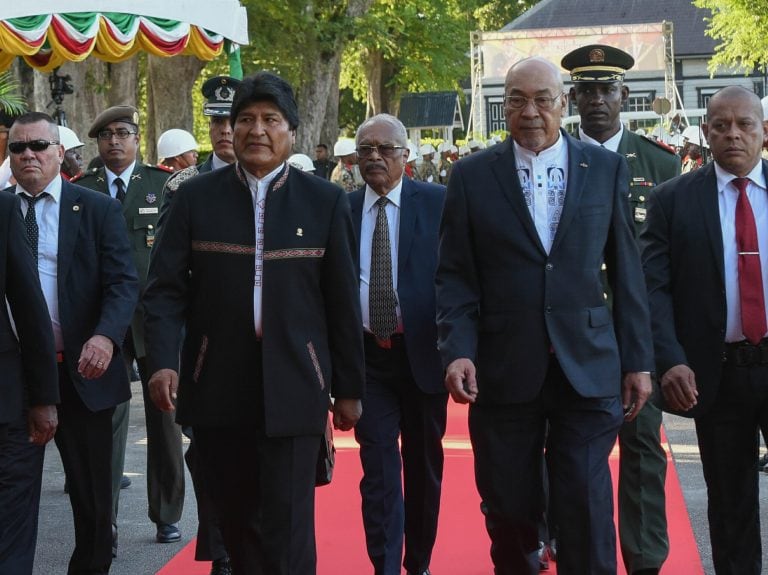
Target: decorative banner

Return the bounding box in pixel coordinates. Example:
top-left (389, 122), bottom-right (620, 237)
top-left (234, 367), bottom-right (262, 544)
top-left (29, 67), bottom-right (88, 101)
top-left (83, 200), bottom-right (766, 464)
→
top-left (0, 12), bottom-right (240, 71)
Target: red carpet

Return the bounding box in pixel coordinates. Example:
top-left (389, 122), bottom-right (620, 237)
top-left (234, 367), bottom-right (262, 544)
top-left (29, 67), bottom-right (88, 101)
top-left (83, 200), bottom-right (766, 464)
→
top-left (157, 402), bottom-right (703, 574)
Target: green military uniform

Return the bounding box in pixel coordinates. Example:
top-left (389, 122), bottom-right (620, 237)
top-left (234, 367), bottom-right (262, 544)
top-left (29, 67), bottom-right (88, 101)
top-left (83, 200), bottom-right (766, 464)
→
top-left (438, 157), bottom-right (453, 185)
top-left (331, 162), bottom-right (357, 192)
top-left (563, 43), bottom-right (681, 574)
top-left (416, 159), bottom-right (439, 184)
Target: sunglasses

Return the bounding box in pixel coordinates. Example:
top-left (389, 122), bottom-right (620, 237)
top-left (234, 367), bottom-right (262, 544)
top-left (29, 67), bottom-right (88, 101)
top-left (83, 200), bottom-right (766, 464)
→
top-left (8, 140), bottom-right (60, 154)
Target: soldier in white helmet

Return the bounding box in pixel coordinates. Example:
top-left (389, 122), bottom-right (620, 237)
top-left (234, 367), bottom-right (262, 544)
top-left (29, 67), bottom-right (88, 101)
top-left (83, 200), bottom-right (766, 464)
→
top-left (416, 143), bottom-right (438, 183)
top-left (157, 129), bottom-right (199, 172)
top-left (330, 138), bottom-right (358, 192)
top-left (287, 153), bottom-right (316, 172)
top-left (58, 125), bottom-right (85, 180)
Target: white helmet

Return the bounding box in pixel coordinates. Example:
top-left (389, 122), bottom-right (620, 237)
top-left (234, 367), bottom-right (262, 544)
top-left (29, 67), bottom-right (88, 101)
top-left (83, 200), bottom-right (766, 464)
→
top-left (406, 142), bottom-right (419, 162)
top-left (288, 153), bottom-right (316, 172)
top-left (58, 126), bottom-right (84, 151)
top-left (157, 129), bottom-right (198, 159)
top-left (419, 143), bottom-right (435, 156)
top-left (333, 138), bottom-right (357, 157)
top-left (681, 125), bottom-right (707, 148)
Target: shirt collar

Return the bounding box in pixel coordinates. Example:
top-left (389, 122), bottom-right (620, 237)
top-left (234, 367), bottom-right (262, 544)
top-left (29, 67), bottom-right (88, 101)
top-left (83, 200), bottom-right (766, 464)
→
top-left (579, 124), bottom-right (624, 153)
top-left (16, 174), bottom-right (62, 203)
top-left (242, 162), bottom-right (285, 192)
top-left (363, 177), bottom-right (403, 213)
top-left (211, 153), bottom-right (230, 171)
top-left (513, 131), bottom-right (564, 162)
top-left (106, 160), bottom-right (137, 188)
top-left (714, 160), bottom-right (766, 194)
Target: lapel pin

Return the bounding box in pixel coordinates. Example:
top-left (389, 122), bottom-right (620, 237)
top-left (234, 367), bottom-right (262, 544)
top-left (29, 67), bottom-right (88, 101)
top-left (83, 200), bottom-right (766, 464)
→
top-left (96, 176), bottom-right (105, 183)
top-left (131, 173), bottom-right (142, 181)
top-left (296, 228), bottom-right (303, 237)
top-left (626, 152), bottom-right (637, 159)
top-left (73, 205), bottom-right (80, 212)
top-left (579, 162), bottom-right (588, 168)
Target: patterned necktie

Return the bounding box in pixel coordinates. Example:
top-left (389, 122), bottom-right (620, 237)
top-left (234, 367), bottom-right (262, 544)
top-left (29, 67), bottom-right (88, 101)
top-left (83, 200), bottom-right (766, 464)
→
top-left (23, 193), bottom-right (47, 261)
top-left (115, 178), bottom-right (126, 203)
top-left (733, 177), bottom-right (767, 344)
top-left (369, 196), bottom-right (398, 340)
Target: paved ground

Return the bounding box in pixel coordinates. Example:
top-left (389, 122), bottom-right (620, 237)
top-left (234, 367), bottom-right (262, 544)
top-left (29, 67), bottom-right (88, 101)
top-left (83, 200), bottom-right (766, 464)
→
top-left (32, 380), bottom-right (768, 574)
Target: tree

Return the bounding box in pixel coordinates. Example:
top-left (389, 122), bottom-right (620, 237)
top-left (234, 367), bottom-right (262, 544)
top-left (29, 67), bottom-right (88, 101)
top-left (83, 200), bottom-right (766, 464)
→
top-left (694, 0), bottom-right (768, 73)
top-left (0, 71), bottom-right (25, 115)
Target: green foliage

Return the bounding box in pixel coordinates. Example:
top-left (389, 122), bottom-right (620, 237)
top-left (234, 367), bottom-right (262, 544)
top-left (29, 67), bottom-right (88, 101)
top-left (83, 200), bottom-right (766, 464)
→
top-left (0, 71), bottom-right (26, 115)
top-left (694, 0), bottom-right (768, 74)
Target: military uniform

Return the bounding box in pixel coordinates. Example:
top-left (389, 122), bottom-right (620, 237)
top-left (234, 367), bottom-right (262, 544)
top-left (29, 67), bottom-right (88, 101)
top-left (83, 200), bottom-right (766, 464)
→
top-left (75, 103), bottom-right (185, 546)
top-left (438, 157), bottom-right (453, 185)
top-left (416, 159), bottom-right (439, 183)
top-left (331, 162), bottom-right (357, 192)
top-left (564, 44), bottom-right (681, 575)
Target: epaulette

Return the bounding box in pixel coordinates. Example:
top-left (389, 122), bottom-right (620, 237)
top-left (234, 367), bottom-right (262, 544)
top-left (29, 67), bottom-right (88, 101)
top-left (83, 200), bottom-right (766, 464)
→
top-left (641, 137), bottom-right (678, 156)
top-left (148, 163), bottom-right (174, 173)
top-left (165, 165), bottom-right (200, 192)
top-left (70, 166), bottom-right (101, 182)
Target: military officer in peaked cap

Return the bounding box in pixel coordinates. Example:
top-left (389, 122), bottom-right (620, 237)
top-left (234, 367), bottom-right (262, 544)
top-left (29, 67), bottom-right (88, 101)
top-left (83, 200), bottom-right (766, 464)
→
top-left (560, 44), bottom-right (680, 575)
top-left (73, 104), bottom-right (185, 551)
top-left (158, 76), bottom-right (242, 232)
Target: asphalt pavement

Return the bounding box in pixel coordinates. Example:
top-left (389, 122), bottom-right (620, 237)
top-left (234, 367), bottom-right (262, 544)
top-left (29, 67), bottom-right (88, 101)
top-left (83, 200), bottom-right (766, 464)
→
top-left (32, 380), bottom-right (768, 574)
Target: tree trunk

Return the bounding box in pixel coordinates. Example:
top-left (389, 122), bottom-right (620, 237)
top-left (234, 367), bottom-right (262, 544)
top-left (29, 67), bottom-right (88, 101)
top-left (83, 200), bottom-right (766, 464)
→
top-left (365, 49), bottom-right (384, 118)
top-left (295, 50), bottom-right (341, 156)
top-left (145, 54), bottom-right (205, 163)
top-left (319, 58), bottom-right (342, 150)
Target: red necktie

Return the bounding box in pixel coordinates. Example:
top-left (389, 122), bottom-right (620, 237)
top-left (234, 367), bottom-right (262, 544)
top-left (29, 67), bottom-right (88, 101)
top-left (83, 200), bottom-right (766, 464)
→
top-left (733, 177), bottom-right (767, 345)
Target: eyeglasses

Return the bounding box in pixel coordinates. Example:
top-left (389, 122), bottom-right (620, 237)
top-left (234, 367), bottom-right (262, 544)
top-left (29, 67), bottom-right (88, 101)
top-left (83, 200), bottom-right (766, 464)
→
top-left (504, 94), bottom-right (564, 111)
top-left (8, 140), bottom-right (60, 154)
top-left (97, 129), bottom-right (137, 141)
top-left (356, 144), bottom-right (407, 158)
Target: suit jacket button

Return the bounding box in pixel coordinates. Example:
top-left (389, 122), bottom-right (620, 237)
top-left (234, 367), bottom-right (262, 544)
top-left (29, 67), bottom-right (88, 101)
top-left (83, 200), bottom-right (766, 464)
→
top-left (545, 306), bottom-right (552, 313)
top-left (545, 263), bottom-right (553, 271)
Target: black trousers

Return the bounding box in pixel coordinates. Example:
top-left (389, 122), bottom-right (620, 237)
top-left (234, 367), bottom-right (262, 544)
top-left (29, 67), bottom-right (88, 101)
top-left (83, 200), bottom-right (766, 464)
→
top-left (470, 356), bottom-right (623, 575)
top-left (55, 363), bottom-right (115, 575)
top-left (0, 415), bottom-right (45, 575)
top-left (194, 427), bottom-right (320, 575)
top-left (694, 361), bottom-right (768, 575)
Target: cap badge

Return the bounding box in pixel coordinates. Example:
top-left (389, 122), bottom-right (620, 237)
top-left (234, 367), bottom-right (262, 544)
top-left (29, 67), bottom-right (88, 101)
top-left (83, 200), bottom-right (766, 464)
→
top-left (215, 86), bottom-right (234, 103)
top-left (589, 48), bottom-right (605, 63)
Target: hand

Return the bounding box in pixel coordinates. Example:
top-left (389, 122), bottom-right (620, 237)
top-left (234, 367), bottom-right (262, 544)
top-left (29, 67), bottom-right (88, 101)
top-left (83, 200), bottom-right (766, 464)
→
top-left (77, 334), bottom-right (114, 379)
top-left (445, 358), bottom-right (478, 404)
top-left (659, 364), bottom-right (698, 412)
top-left (621, 371), bottom-right (652, 421)
top-left (332, 398), bottom-right (362, 431)
top-left (27, 404), bottom-right (58, 445)
top-left (148, 369), bottom-right (179, 412)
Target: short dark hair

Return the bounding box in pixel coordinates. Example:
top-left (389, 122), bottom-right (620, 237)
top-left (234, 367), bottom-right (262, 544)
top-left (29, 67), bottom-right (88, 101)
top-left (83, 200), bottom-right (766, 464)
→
top-left (316, 143), bottom-right (328, 151)
top-left (9, 111), bottom-right (58, 139)
top-left (230, 71), bottom-right (299, 130)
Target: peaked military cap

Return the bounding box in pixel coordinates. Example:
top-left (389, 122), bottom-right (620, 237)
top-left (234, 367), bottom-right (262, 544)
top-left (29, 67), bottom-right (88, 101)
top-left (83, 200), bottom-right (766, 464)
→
top-left (88, 105), bottom-right (139, 138)
top-left (202, 76), bottom-right (241, 117)
top-left (561, 45), bottom-right (635, 83)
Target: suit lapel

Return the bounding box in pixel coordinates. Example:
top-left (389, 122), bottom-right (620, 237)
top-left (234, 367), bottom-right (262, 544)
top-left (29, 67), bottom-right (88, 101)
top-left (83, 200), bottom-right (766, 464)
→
top-left (550, 135), bottom-right (587, 254)
top-left (697, 163), bottom-right (725, 285)
top-left (349, 189), bottom-right (363, 269)
top-left (489, 140), bottom-right (546, 254)
top-left (57, 182), bottom-right (81, 285)
top-left (397, 178), bottom-right (417, 276)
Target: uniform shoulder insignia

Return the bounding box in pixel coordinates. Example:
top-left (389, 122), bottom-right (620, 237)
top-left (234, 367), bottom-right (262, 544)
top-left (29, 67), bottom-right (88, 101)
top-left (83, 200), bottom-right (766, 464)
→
top-left (71, 167), bottom-right (98, 182)
top-left (641, 136), bottom-right (677, 155)
top-left (147, 163), bottom-right (174, 173)
top-left (165, 165), bottom-right (200, 192)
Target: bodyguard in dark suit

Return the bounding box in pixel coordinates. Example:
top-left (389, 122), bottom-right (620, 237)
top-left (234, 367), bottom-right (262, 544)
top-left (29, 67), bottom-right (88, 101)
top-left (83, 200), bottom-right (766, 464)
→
top-left (75, 105), bottom-right (184, 546)
top-left (6, 112), bottom-right (137, 574)
top-left (0, 192), bottom-right (58, 575)
top-left (562, 45), bottom-right (681, 575)
top-left (349, 114), bottom-right (447, 575)
top-left (143, 71), bottom-right (365, 575)
top-left (641, 86), bottom-right (768, 575)
top-left (436, 58), bottom-right (654, 575)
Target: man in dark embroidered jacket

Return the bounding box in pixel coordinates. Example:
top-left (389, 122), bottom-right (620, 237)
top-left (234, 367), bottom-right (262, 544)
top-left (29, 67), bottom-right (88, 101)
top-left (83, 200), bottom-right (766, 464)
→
top-left (143, 71), bottom-right (365, 575)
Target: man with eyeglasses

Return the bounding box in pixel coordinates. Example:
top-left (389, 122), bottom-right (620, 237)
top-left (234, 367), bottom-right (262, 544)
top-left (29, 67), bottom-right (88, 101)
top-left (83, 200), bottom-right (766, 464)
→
top-left (436, 57), bottom-right (653, 575)
top-left (560, 44), bottom-right (680, 575)
top-left (73, 105), bottom-right (185, 553)
top-left (348, 114), bottom-right (447, 575)
top-left (3, 111), bottom-right (138, 574)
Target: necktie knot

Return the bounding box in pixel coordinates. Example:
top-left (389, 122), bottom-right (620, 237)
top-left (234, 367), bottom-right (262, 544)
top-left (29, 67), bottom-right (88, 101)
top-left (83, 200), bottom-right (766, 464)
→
top-left (376, 196), bottom-right (388, 209)
top-left (115, 178), bottom-right (126, 203)
top-left (733, 177), bottom-right (750, 195)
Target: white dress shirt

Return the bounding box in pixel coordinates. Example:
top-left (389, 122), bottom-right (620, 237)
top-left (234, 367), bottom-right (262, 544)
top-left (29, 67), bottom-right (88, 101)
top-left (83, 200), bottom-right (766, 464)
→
top-left (243, 163), bottom-right (284, 338)
top-left (105, 160), bottom-right (136, 199)
top-left (359, 180), bottom-right (404, 333)
top-left (578, 124), bottom-right (624, 153)
top-left (715, 161), bottom-right (768, 342)
top-left (513, 133), bottom-right (569, 253)
top-left (210, 153), bottom-right (230, 171)
top-left (17, 176), bottom-right (64, 351)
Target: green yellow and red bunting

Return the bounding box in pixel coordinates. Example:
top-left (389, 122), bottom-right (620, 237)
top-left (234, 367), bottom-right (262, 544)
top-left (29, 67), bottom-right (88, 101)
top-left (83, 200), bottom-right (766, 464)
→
top-left (0, 13), bottom-right (224, 72)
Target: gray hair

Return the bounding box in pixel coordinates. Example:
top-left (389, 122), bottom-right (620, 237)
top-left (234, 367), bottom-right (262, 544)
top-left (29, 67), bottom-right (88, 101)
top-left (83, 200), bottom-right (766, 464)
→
top-left (355, 113), bottom-right (407, 146)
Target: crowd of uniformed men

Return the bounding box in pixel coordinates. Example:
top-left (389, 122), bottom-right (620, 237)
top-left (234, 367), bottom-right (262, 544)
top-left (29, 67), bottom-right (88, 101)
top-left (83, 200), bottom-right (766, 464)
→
top-left (0, 41), bottom-right (768, 575)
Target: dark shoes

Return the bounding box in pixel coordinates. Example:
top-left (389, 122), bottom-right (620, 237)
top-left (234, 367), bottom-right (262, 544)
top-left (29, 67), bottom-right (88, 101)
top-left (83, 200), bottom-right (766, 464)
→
top-left (210, 556), bottom-right (233, 575)
top-left (120, 474), bottom-right (132, 489)
top-left (633, 570), bottom-right (660, 575)
top-left (156, 522), bottom-right (181, 543)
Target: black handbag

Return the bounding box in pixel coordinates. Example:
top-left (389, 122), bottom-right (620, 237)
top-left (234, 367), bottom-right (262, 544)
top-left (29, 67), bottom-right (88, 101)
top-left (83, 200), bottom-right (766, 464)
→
top-left (315, 416), bottom-right (335, 486)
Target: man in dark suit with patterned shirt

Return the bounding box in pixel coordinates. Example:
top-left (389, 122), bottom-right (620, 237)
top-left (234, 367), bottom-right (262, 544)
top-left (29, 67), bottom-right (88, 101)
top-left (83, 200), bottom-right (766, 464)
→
top-left (74, 105), bottom-right (183, 548)
top-left (559, 45), bottom-right (681, 575)
top-left (143, 71), bottom-right (365, 575)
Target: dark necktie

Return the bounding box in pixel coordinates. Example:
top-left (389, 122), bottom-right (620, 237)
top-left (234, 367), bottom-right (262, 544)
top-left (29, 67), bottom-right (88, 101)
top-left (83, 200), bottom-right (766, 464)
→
top-left (733, 177), bottom-right (767, 344)
top-left (115, 178), bottom-right (126, 203)
top-left (369, 196), bottom-right (398, 340)
top-left (23, 193), bottom-right (47, 261)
